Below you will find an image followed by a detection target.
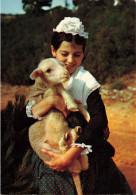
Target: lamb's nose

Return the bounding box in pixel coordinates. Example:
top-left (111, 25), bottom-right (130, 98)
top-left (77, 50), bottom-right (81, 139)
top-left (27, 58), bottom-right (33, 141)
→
top-left (64, 72), bottom-right (69, 76)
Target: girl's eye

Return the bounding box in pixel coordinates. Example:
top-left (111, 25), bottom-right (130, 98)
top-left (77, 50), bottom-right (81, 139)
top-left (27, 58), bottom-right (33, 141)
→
top-left (61, 53), bottom-right (68, 57)
top-left (74, 53), bottom-right (82, 57)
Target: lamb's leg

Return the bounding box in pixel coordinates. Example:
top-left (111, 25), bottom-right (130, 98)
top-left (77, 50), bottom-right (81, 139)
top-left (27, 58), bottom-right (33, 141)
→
top-left (57, 85), bottom-right (79, 112)
top-left (78, 104), bottom-right (90, 122)
top-left (72, 173), bottom-right (83, 195)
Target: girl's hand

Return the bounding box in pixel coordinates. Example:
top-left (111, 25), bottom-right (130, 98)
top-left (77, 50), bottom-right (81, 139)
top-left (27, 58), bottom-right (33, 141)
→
top-left (53, 98), bottom-right (82, 118)
top-left (41, 146), bottom-right (84, 172)
top-left (74, 99), bottom-right (82, 104)
top-left (53, 96), bottom-right (69, 118)
top-left (41, 149), bottom-right (72, 172)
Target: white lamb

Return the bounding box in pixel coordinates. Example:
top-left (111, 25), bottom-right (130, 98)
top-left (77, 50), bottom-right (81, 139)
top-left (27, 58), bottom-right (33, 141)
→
top-left (28, 58), bottom-right (90, 195)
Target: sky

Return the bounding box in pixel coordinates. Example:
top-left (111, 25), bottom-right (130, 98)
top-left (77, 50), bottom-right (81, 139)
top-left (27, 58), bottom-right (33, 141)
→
top-left (0, 0), bottom-right (73, 15)
top-left (2, 0), bottom-right (134, 15)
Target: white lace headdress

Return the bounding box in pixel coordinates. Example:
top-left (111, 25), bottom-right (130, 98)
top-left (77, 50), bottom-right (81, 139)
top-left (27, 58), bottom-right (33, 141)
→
top-left (53, 17), bottom-right (88, 39)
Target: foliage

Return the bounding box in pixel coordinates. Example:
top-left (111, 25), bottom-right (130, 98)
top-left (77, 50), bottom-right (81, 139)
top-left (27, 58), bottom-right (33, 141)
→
top-left (22, 0), bottom-right (52, 14)
top-left (1, 95), bottom-right (38, 194)
top-left (75, 0), bottom-right (135, 83)
top-left (1, 0), bottom-right (135, 85)
top-left (110, 80), bottom-right (126, 90)
top-left (1, 13), bottom-right (52, 85)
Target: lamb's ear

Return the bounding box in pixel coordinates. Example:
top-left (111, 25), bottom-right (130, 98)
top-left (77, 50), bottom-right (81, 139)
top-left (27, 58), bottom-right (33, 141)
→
top-left (30, 68), bottom-right (43, 80)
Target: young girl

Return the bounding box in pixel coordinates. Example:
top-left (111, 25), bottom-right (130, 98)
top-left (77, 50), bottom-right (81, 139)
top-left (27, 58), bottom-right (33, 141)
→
top-left (27, 17), bottom-right (132, 194)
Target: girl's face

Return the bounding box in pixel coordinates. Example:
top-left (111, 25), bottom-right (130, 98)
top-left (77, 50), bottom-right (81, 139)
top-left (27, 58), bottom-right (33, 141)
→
top-left (51, 41), bottom-right (84, 75)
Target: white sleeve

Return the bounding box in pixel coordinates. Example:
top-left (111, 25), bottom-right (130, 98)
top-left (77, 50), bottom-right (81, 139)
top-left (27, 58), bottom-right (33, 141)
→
top-left (26, 100), bottom-right (42, 120)
top-left (71, 143), bottom-right (92, 155)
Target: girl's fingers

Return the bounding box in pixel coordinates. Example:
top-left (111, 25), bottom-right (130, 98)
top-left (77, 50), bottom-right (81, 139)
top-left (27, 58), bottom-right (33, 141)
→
top-left (41, 149), bottom-right (55, 157)
top-left (63, 109), bottom-right (69, 118)
top-left (60, 169), bottom-right (65, 172)
top-left (41, 149), bottom-right (67, 171)
top-left (43, 160), bottom-right (66, 172)
top-left (43, 159), bottom-right (55, 167)
top-left (74, 99), bottom-right (82, 104)
top-left (43, 160), bottom-right (50, 166)
top-left (43, 160), bottom-right (59, 170)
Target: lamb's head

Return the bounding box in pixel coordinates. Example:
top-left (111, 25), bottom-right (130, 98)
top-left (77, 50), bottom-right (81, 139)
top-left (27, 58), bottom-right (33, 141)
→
top-left (30, 58), bottom-right (69, 85)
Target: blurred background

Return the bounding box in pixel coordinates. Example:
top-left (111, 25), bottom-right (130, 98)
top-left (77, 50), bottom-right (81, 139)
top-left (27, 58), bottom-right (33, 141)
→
top-left (1, 0), bottom-right (136, 194)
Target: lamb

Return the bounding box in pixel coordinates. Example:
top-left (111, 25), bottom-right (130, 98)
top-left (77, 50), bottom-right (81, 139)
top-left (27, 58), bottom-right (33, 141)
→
top-left (28, 58), bottom-right (90, 195)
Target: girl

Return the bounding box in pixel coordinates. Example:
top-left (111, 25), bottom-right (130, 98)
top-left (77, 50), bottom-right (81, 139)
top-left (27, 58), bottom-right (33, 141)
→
top-left (27, 17), bottom-right (132, 194)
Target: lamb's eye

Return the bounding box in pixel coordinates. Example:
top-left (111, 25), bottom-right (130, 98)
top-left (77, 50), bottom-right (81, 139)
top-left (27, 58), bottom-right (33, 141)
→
top-left (46, 69), bottom-right (52, 73)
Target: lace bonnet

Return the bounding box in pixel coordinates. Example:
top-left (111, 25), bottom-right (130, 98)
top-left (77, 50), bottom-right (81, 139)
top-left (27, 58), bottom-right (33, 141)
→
top-left (53, 17), bottom-right (88, 39)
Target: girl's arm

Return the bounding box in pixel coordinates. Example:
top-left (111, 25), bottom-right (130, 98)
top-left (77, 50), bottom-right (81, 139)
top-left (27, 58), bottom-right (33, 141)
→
top-left (75, 89), bottom-right (115, 156)
top-left (76, 89), bottom-right (108, 145)
top-left (32, 95), bottom-right (68, 118)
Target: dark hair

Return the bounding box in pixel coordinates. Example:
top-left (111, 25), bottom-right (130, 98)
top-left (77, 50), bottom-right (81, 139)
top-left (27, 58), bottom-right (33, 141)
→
top-left (51, 32), bottom-right (86, 53)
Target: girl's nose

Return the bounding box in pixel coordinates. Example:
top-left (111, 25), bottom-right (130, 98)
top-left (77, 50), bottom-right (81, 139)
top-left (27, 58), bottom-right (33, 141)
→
top-left (67, 55), bottom-right (73, 64)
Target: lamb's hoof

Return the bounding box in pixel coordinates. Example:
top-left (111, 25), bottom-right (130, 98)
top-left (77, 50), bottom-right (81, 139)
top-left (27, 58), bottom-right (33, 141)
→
top-left (69, 107), bottom-right (79, 112)
top-left (86, 114), bottom-right (90, 122)
top-left (67, 102), bottom-right (78, 112)
top-left (64, 132), bottom-right (70, 142)
top-left (75, 126), bottom-right (82, 136)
